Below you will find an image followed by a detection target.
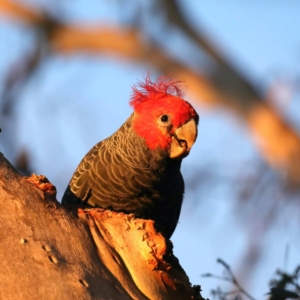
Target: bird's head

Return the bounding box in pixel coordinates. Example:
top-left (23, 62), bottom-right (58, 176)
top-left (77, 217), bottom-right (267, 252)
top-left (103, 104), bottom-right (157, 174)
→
top-left (130, 76), bottom-right (199, 159)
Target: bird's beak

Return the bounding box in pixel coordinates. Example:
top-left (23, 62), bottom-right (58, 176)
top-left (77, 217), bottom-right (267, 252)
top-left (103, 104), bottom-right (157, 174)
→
top-left (170, 118), bottom-right (198, 159)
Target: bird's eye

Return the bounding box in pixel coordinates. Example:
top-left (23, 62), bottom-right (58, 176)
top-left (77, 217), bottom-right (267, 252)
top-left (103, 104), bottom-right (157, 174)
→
top-left (161, 115), bottom-right (169, 122)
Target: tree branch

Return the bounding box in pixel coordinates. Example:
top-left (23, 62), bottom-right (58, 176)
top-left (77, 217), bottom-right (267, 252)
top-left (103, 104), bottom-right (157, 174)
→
top-left (0, 152), bottom-right (203, 299)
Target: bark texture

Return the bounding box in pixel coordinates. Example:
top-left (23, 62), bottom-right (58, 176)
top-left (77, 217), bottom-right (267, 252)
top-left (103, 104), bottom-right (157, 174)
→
top-left (0, 153), bottom-right (203, 300)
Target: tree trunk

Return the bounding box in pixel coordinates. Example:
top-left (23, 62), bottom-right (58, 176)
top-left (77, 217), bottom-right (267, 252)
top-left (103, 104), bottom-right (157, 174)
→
top-left (0, 153), bottom-right (203, 300)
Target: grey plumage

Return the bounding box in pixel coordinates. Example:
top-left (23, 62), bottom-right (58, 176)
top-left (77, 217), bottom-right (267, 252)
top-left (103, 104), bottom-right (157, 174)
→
top-left (62, 113), bottom-right (184, 239)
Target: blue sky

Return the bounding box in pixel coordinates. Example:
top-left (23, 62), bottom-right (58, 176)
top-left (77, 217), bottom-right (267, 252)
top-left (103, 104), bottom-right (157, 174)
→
top-left (1, 1), bottom-right (300, 298)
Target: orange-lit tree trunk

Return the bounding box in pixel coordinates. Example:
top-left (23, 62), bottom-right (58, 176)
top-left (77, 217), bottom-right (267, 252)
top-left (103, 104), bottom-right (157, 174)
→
top-left (0, 153), bottom-right (203, 300)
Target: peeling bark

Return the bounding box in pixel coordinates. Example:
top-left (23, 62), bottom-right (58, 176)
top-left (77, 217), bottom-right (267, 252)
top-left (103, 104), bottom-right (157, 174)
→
top-left (0, 153), bottom-right (203, 300)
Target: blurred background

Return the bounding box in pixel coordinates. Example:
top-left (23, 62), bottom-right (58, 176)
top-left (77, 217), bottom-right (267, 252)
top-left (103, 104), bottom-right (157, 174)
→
top-left (1, 0), bottom-right (300, 298)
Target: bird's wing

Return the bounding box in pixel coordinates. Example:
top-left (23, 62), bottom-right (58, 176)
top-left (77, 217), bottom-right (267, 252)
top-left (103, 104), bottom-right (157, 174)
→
top-left (61, 139), bottom-right (151, 212)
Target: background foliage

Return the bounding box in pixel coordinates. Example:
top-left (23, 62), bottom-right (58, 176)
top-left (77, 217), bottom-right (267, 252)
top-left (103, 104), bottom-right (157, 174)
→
top-left (1, 1), bottom-right (300, 298)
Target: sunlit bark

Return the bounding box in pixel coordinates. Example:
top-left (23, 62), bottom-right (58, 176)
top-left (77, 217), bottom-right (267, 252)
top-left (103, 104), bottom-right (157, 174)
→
top-left (0, 153), bottom-right (202, 300)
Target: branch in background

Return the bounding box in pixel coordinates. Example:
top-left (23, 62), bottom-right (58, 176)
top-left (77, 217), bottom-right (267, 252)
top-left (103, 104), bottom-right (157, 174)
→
top-left (203, 259), bottom-right (300, 300)
top-left (0, 0), bottom-right (45, 24)
top-left (1, 0), bottom-right (300, 185)
top-left (202, 258), bottom-right (257, 300)
top-left (161, 0), bottom-right (259, 98)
